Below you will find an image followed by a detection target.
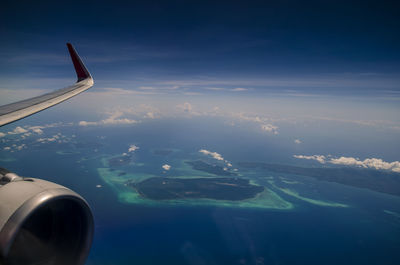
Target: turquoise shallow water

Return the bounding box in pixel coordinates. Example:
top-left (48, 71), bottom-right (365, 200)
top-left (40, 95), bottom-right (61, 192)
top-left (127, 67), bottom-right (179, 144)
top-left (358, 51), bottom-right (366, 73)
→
top-left (1, 118), bottom-right (400, 264)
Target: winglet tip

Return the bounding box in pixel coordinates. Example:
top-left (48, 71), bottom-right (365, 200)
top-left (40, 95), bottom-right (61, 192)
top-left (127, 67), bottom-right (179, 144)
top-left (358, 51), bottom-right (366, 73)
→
top-left (66, 43), bottom-right (92, 82)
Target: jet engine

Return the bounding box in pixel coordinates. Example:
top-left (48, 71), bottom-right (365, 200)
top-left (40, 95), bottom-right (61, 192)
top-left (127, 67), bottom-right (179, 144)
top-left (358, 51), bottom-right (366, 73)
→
top-left (0, 168), bottom-right (94, 265)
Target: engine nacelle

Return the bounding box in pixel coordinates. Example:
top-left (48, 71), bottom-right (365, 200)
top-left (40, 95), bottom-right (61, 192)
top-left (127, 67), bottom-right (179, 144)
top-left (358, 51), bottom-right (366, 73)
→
top-left (0, 170), bottom-right (93, 265)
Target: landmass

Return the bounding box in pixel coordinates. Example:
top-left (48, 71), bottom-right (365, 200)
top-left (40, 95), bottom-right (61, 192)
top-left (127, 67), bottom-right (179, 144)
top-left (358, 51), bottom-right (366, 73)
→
top-left (108, 155), bottom-right (132, 167)
top-left (238, 162), bottom-right (400, 196)
top-left (128, 177), bottom-right (263, 201)
top-left (186, 160), bottom-right (237, 176)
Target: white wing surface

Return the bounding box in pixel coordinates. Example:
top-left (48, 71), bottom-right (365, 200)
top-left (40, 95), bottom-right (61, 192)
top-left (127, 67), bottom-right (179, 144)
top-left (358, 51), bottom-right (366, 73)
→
top-left (0, 43), bottom-right (94, 127)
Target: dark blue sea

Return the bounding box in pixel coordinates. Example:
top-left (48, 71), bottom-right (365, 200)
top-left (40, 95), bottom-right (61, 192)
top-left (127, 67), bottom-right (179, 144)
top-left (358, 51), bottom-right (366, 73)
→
top-left (1, 118), bottom-right (400, 265)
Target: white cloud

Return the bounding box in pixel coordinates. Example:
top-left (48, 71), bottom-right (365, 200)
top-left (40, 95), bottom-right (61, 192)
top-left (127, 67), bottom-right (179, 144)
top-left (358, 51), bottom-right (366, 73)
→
top-left (3, 144), bottom-right (26, 152)
top-left (146, 112), bottom-right (155, 119)
top-left (90, 87), bottom-right (161, 95)
top-left (29, 127), bottom-right (44, 134)
top-left (79, 121), bottom-right (98, 126)
top-left (79, 110), bottom-right (138, 126)
top-left (8, 126), bottom-right (28, 135)
top-left (128, 145), bottom-right (139, 152)
top-left (16, 144), bottom-right (26, 151)
top-left (0, 132), bottom-right (6, 137)
top-left (294, 139), bottom-right (302, 144)
top-left (231, 87), bottom-right (248, 92)
top-left (293, 155), bottom-right (327, 164)
top-left (205, 87), bottom-right (248, 92)
top-left (330, 157), bottom-right (400, 173)
top-left (37, 137), bottom-right (56, 143)
top-left (294, 154), bottom-right (400, 173)
top-left (261, 124), bottom-right (279, 135)
top-left (162, 164), bottom-right (171, 171)
top-left (36, 133), bottom-right (68, 144)
top-left (102, 117), bottom-right (137, 125)
top-left (199, 149), bottom-right (224, 161)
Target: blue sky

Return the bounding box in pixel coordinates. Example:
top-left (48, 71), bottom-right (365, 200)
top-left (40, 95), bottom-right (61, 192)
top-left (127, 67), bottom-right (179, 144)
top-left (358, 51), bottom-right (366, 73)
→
top-left (1, 0), bottom-right (399, 97)
top-left (1, 0), bottom-right (400, 164)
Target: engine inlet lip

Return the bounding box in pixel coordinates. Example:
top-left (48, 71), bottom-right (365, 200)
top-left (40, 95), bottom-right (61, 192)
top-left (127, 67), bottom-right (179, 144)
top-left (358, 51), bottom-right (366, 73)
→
top-left (0, 188), bottom-right (94, 264)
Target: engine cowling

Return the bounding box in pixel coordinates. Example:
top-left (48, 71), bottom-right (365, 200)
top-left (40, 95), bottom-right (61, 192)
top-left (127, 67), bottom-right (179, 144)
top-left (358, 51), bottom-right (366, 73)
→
top-left (0, 171), bottom-right (93, 265)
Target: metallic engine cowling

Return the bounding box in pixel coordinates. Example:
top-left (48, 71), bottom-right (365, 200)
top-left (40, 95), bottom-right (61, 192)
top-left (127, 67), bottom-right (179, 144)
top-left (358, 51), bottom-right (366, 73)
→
top-left (0, 177), bottom-right (94, 265)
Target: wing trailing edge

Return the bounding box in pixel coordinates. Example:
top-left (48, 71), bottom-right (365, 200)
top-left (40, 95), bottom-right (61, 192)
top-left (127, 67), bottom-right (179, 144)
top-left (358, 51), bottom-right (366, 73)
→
top-left (0, 43), bottom-right (94, 127)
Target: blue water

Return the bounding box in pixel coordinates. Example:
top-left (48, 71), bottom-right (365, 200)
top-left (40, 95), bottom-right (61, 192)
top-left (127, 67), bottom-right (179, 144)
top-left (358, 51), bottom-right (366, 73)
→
top-left (1, 118), bottom-right (400, 265)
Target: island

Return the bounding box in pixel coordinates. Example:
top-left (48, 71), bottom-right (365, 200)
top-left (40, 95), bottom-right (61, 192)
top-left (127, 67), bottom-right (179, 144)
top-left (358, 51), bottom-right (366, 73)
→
top-left (108, 155), bottom-right (132, 167)
top-left (238, 162), bottom-right (400, 196)
top-left (185, 160), bottom-right (237, 176)
top-left (128, 177), bottom-right (264, 201)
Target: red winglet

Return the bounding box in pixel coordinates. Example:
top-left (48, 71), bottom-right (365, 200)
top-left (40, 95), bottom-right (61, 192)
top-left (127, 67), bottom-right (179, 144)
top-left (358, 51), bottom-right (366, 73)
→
top-left (67, 43), bottom-right (92, 82)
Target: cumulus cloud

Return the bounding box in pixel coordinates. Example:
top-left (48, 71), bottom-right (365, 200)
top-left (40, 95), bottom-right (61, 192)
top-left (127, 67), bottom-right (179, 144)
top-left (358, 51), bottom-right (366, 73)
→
top-left (3, 144), bottom-right (26, 152)
top-left (294, 139), bottom-right (302, 144)
top-left (162, 164), bottom-right (171, 171)
top-left (29, 127), bottom-right (44, 134)
top-left (294, 154), bottom-right (400, 173)
top-left (294, 155), bottom-right (327, 164)
top-left (37, 137), bottom-right (56, 143)
top-left (15, 144), bottom-right (26, 151)
top-left (146, 112), bottom-right (155, 119)
top-left (261, 124), bottom-right (279, 135)
top-left (78, 121), bottom-right (98, 126)
top-left (330, 157), bottom-right (400, 173)
top-left (79, 110), bottom-right (138, 126)
top-left (128, 145), bottom-right (139, 152)
top-left (0, 132), bottom-right (6, 137)
top-left (199, 149), bottom-right (224, 161)
top-left (231, 87), bottom-right (248, 92)
top-left (8, 126), bottom-right (28, 134)
top-left (36, 133), bottom-right (69, 144)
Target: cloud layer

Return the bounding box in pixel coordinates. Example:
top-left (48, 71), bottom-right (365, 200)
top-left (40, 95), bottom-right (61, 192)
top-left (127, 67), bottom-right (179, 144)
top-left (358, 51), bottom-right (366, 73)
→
top-left (294, 154), bottom-right (400, 173)
top-left (79, 110), bottom-right (138, 126)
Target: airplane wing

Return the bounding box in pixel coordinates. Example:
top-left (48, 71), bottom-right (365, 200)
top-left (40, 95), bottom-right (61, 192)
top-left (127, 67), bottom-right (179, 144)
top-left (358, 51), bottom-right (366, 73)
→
top-left (0, 43), bottom-right (94, 127)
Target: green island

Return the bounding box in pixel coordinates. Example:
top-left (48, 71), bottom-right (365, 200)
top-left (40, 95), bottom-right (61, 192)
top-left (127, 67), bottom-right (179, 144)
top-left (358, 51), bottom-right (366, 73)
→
top-left (128, 177), bottom-right (264, 201)
top-left (96, 162), bottom-right (293, 209)
top-left (185, 160), bottom-right (237, 176)
top-left (108, 154), bottom-right (132, 167)
top-left (238, 162), bottom-right (400, 196)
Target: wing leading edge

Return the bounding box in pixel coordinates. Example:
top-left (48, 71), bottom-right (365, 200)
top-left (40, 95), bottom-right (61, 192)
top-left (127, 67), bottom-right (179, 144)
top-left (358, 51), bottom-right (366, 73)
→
top-left (0, 43), bottom-right (94, 127)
